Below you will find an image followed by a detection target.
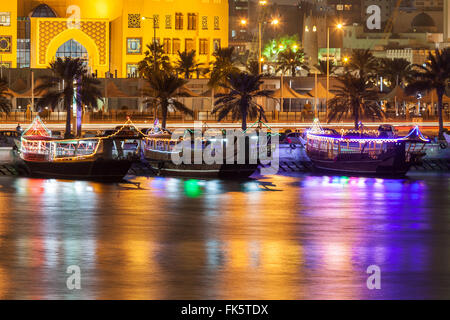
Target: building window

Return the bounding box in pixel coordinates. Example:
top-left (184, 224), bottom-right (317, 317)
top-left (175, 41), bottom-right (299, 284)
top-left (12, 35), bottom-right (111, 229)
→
top-left (213, 39), bottom-right (221, 52)
top-left (214, 16), bottom-right (220, 30)
top-left (31, 4), bottom-right (57, 17)
top-left (163, 38), bottom-right (171, 54)
top-left (127, 64), bottom-right (139, 78)
top-left (188, 13), bottom-right (198, 30)
top-left (165, 15), bottom-right (172, 29)
top-left (17, 39), bottom-right (30, 68)
top-left (336, 4), bottom-right (344, 10)
top-left (128, 14), bottom-right (141, 28)
top-left (201, 16), bottom-right (208, 30)
top-left (199, 39), bottom-right (208, 55)
top-left (153, 15), bottom-right (160, 28)
top-left (173, 38), bottom-right (181, 53)
top-left (344, 4), bottom-right (352, 10)
top-left (0, 12), bottom-right (11, 27)
top-left (175, 13), bottom-right (183, 30)
top-left (0, 36), bottom-right (12, 53)
top-left (127, 38), bottom-right (142, 54)
top-left (185, 39), bottom-right (195, 52)
top-left (56, 39), bottom-right (88, 63)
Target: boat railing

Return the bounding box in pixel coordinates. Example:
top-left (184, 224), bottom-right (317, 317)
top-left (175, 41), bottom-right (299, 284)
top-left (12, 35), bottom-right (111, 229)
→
top-left (21, 137), bottom-right (102, 162)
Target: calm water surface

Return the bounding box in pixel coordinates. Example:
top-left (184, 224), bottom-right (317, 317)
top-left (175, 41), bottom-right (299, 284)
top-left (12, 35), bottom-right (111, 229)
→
top-left (0, 173), bottom-right (449, 299)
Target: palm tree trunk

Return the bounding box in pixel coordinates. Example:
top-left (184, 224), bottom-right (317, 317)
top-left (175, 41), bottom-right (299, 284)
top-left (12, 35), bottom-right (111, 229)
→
top-left (64, 98), bottom-right (72, 138)
top-left (161, 101), bottom-right (168, 129)
top-left (437, 88), bottom-right (444, 139)
top-left (354, 103), bottom-right (359, 129)
top-left (241, 102), bottom-right (247, 131)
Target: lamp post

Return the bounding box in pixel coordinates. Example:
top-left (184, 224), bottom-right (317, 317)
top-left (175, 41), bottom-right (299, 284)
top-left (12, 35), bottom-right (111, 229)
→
top-left (240, 16), bottom-right (279, 75)
top-left (142, 16), bottom-right (158, 70)
top-left (326, 23), bottom-right (343, 112)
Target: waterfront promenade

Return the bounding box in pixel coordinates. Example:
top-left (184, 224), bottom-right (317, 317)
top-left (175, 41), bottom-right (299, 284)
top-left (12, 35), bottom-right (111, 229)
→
top-left (1, 120), bottom-right (448, 135)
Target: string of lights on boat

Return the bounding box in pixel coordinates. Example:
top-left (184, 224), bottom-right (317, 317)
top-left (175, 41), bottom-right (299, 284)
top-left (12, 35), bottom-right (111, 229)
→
top-left (306, 119), bottom-right (431, 143)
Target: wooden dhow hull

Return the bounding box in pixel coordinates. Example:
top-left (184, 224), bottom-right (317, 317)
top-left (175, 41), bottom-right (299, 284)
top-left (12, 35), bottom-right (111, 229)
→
top-left (146, 159), bottom-right (259, 178)
top-left (22, 158), bottom-right (133, 181)
top-left (307, 148), bottom-right (411, 176)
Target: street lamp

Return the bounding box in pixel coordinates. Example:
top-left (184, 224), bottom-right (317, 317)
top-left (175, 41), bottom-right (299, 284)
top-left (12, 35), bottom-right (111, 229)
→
top-left (326, 23), bottom-right (343, 111)
top-left (142, 16), bottom-right (158, 70)
top-left (241, 2), bottom-right (280, 74)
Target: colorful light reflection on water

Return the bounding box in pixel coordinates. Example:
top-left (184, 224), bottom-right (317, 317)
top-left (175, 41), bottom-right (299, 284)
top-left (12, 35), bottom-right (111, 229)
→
top-left (0, 173), bottom-right (449, 299)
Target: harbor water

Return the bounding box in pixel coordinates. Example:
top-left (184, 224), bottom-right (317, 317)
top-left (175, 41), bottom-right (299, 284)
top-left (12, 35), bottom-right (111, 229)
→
top-left (0, 172), bottom-right (449, 299)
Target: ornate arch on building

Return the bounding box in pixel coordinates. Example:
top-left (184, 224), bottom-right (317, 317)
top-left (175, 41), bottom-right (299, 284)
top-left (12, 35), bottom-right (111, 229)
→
top-left (36, 19), bottom-right (108, 71)
top-left (46, 28), bottom-right (100, 68)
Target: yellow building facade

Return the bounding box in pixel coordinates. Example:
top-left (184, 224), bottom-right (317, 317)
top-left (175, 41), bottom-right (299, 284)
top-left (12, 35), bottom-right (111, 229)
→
top-left (1, 0), bottom-right (228, 77)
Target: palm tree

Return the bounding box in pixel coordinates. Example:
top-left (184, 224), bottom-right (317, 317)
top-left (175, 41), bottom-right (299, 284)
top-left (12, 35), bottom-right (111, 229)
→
top-left (406, 48), bottom-right (450, 139)
top-left (175, 50), bottom-right (203, 79)
top-left (276, 48), bottom-right (309, 77)
top-left (36, 58), bottom-right (102, 138)
top-left (0, 78), bottom-right (12, 114)
top-left (138, 43), bottom-right (172, 78)
top-left (314, 60), bottom-right (336, 76)
top-left (246, 60), bottom-right (259, 76)
top-left (348, 49), bottom-right (378, 81)
top-left (209, 47), bottom-right (240, 88)
top-left (328, 73), bottom-right (383, 129)
top-left (379, 58), bottom-right (415, 88)
top-left (212, 72), bottom-right (274, 130)
top-left (144, 71), bottom-right (194, 129)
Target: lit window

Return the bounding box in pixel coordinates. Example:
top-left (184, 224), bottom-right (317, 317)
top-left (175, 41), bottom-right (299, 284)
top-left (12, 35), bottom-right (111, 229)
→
top-left (153, 15), bottom-right (160, 28)
top-left (175, 13), bottom-right (183, 30)
top-left (185, 39), bottom-right (195, 52)
top-left (163, 38), bottom-right (171, 54)
top-left (213, 39), bottom-right (221, 52)
top-left (188, 13), bottom-right (198, 30)
top-left (165, 15), bottom-right (172, 29)
top-left (55, 39), bottom-right (88, 66)
top-left (336, 4), bottom-right (344, 10)
top-left (173, 38), bottom-right (181, 53)
top-left (127, 38), bottom-right (142, 54)
top-left (202, 16), bottom-right (208, 30)
top-left (0, 12), bottom-right (11, 26)
top-left (199, 39), bottom-right (208, 55)
top-left (127, 64), bottom-right (139, 78)
top-left (214, 16), bottom-right (220, 30)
